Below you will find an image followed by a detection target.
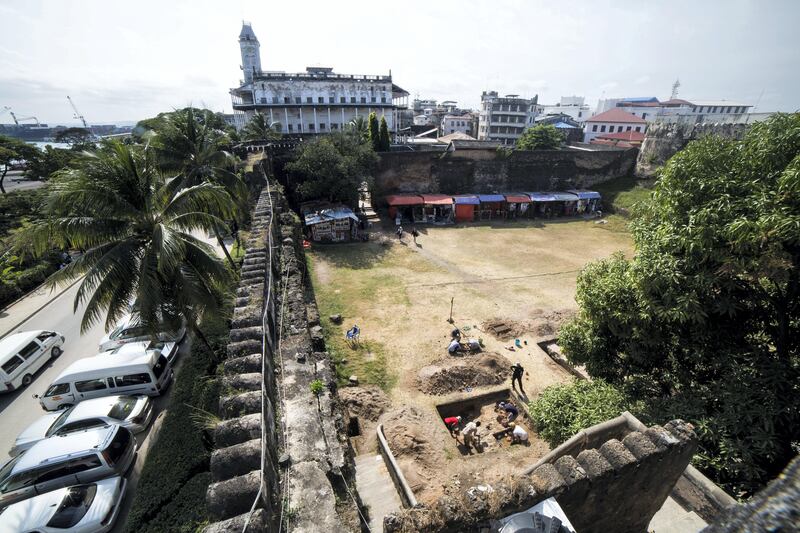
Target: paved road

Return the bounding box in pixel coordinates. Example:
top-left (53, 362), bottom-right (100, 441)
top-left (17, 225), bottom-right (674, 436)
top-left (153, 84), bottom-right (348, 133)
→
top-left (1, 171), bottom-right (46, 193)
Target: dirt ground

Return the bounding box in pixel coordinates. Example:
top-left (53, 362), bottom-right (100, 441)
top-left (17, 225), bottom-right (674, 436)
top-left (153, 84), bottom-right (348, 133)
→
top-left (310, 218), bottom-right (632, 501)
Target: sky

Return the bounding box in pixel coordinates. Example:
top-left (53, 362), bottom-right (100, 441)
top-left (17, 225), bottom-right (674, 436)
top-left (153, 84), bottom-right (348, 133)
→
top-left (0, 0), bottom-right (798, 125)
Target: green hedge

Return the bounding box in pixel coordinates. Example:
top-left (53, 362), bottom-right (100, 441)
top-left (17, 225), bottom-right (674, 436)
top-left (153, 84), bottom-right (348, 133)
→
top-left (0, 261), bottom-right (60, 310)
top-left (123, 338), bottom-right (221, 533)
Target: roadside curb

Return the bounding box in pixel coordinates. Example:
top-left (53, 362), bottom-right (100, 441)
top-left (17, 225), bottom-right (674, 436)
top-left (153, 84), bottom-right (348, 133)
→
top-left (0, 277), bottom-right (82, 340)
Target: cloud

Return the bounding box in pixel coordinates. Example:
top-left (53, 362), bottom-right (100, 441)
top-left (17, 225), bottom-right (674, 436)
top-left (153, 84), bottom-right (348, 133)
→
top-left (635, 75), bottom-right (651, 85)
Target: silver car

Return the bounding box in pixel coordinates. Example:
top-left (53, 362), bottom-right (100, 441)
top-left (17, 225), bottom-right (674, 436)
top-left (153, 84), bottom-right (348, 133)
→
top-left (0, 425), bottom-right (136, 509)
top-left (98, 314), bottom-right (186, 352)
top-left (0, 476), bottom-right (126, 532)
top-left (9, 395), bottom-right (153, 457)
top-left (105, 340), bottom-right (179, 365)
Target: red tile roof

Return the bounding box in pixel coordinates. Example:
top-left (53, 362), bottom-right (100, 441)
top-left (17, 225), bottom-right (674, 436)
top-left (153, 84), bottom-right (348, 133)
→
top-left (587, 108), bottom-right (647, 124)
top-left (595, 130), bottom-right (646, 142)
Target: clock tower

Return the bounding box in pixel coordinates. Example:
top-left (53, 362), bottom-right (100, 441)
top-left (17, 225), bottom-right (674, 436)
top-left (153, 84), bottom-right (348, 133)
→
top-left (239, 22), bottom-right (262, 84)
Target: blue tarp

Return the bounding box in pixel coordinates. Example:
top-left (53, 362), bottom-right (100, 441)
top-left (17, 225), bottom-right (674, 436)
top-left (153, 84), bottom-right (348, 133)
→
top-left (477, 194), bottom-right (506, 203)
top-left (452, 195), bottom-right (480, 205)
top-left (526, 192), bottom-right (557, 202)
top-left (552, 192), bottom-right (579, 201)
top-left (553, 122), bottom-right (579, 129)
top-left (567, 190), bottom-right (601, 200)
top-left (304, 207), bottom-right (359, 226)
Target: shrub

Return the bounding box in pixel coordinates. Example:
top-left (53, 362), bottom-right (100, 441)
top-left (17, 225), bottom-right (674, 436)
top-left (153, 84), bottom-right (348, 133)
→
top-left (528, 379), bottom-right (628, 447)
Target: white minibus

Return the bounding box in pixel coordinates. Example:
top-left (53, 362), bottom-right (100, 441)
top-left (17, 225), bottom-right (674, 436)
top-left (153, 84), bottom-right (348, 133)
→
top-left (0, 330), bottom-right (64, 392)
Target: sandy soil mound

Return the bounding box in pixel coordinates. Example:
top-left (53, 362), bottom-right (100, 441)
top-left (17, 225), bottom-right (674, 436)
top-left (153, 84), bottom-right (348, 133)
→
top-left (482, 319), bottom-right (526, 340)
top-left (530, 308), bottom-right (575, 337)
top-left (339, 385), bottom-right (391, 422)
top-left (416, 352), bottom-right (512, 395)
top-left (483, 310), bottom-right (576, 340)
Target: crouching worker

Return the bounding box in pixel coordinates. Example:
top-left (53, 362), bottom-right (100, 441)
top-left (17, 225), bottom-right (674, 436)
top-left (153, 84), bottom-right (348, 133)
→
top-left (497, 401), bottom-right (519, 423)
top-left (448, 338), bottom-right (463, 354)
top-left (508, 422), bottom-right (528, 444)
top-left (443, 415), bottom-right (462, 437)
top-left (462, 420), bottom-right (481, 449)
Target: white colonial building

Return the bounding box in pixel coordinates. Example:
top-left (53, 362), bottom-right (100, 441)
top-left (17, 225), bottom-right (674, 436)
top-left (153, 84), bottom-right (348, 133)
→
top-left (477, 91), bottom-right (540, 145)
top-left (583, 108), bottom-right (647, 143)
top-left (594, 97), bottom-right (754, 125)
top-left (441, 115), bottom-right (474, 137)
top-left (539, 96), bottom-right (591, 124)
top-left (230, 22), bottom-right (409, 134)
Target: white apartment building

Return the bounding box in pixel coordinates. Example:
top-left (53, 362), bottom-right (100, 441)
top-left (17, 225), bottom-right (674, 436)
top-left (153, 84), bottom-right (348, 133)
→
top-left (583, 108), bottom-right (647, 143)
top-left (477, 91), bottom-right (539, 145)
top-left (230, 22), bottom-right (409, 134)
top-left (539, 96), bottom-right (591, 124)
top-left (440, 115), bottom-right (474, 136)
top-left (595, 97), bottom-right (753, 125)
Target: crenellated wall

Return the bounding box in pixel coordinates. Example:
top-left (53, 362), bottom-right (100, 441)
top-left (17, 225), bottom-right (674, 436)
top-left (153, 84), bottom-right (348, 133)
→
top-left (383, 419), bottom-right (698, 533)
top-left (373, 147), bottom-right (637, 202)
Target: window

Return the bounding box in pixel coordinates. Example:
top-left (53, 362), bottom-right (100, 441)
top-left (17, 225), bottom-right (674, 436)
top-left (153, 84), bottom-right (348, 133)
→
top-left (36, 331), bottom-right (57, 342)
top-left (626, 126), bottom-right (632, 131)
top-left (104, 428), bottom-right (132, 465)
top-left (1, 355), bottom-right (24, 375)
top-left (259, 97), bottom-right (267, 104)
top-left (329, 97), bottom-right (335, 103)
top-left (284, 97), bottom-right (290, 104)
top-left (115, 373), bottom-right (152, 387)
top-left (350, 97), bottom-right (356, 103)
top-left (272, 96), bottom-right (279, 103)
top-left (381, 97), bottom-right (386, 103)
top-left (578, 111), bottom-right (582, 118)
top-left (287, 124), bottom-right (293, 132)
top-left (600, 125), bottom-right (606, 132)
top-left (76, 378), bottom-right (107, 392)
top-left (305, 97), bottom-right (311, 103)
top-left (36, 456), bottom-right (102, 483)
top-left (360, 97), bottom-right (366, 103)
top-left (331, 123), bottom-right (338, 130)
top-left (45, 484), bottom-right (98, 529)
top-left (319, 123), bottom-right (326, 130)
top-left (59, 419), bottom-right (107, 433)
top-left (18, 341), bottom-right (41, 360)
top-left (635, 126), bottom-right (641, 132)
top-left (592, 125), bottom-right (598, 132)
top-left (371, 96), bottom-right (376, 103)
top-left (45, 383), bottom-right (70, 397)
top-left (108, 397), bottom-right (138, 420)
top-left (618, 126), bottom-right (624, 132)
top-left (295, 97), bottom-right (301, 104)
top-left (318, 97), bottom-right (324, 103)
top-left (309, 123), bottom-right (315, 130)
top-left (642, 113), bottom-right (647, 120)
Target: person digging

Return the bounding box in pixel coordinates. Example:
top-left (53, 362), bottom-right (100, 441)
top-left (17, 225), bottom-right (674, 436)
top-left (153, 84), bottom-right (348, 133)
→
top-left (511, 362), bottom-right (525, 395)
top-left (443, 415), bottom-right (462, 438)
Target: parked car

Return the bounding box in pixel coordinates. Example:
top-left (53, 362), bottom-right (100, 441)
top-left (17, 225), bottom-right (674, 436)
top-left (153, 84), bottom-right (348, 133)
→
top-left (0, 331), bottom-right (64, 393)
top-left (35, 351), bottom-right (172, 411)
top-left (105, 339), bottom-right (179, 364)
top-left (10, 395), bottom-right (153, 456)
top-left (0, 425), bottom-right (135, 509)
top-left (0, 476), bottom-right (126, 532)
top-left (98, 314), bottom-right (186, 352)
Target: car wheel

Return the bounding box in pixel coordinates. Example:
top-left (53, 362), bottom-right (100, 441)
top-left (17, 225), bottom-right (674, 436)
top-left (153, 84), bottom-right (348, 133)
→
top-left (51, 346), bottom-right (63, 358)
top-left (21, 374), bottom-right (33, 387)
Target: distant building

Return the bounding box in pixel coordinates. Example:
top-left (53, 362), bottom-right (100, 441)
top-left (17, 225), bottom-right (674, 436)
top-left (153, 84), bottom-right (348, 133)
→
top-left (539, 96), bottom-right (591, 124)
top-left (590, 130), bottom-right (646, 148)
top-left (535, 114), bottom-right (584, 143)
top-left (595, 96), bottom-right (754, 125)
top-left (230, 22), bottom-right (409, 134)
top-left (440, 114), bottom-right (474, 136)
top-left (477, 91), bottom-right (539, 146)
top-left (584, 108), bottom-right (646, 143)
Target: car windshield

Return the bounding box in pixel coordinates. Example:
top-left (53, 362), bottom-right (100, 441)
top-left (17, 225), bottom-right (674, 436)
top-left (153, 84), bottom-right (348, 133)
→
top-left (45, 383), bottom-right (70, 397)
top-left (45, 484), bottom-right (97, 528)
top-left (46, 405), bottom-right (77, 437)
top-left (108, 397), bottom-right (137, 420)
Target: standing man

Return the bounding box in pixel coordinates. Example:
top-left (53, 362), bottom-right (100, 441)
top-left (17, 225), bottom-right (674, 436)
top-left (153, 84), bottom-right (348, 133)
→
top-left (411, 226), bottom-right (419, 244)
top-left (511, 362), bottom-right (525, 394)
top-left (396, 225), bottom-right (404, 241)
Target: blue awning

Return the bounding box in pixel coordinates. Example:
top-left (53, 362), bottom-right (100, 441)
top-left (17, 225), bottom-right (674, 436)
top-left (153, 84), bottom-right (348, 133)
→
top-left (552, 192), bottom-right (579, 201)
top-left (567, 190), bottom-right (601, 200)
top-left (477, 194), bottom-right (506, 203)
top-left (452, 195), bottom-right (480, 205)
top-left (526, 192), bottom-right (557, 202)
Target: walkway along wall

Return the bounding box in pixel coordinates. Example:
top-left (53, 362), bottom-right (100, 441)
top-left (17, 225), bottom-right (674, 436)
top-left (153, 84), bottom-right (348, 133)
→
top-left (373, 147), bottom-right (637, 203)
top-left (202, 175), bottom-right (361, 532)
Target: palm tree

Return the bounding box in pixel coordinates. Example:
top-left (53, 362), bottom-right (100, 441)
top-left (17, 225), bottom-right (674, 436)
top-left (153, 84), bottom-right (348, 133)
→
top-left (150, 108), bottom-right (246, 268)
top-left (241, 112), bottom-right (281, 141)
top-left (347, 116), bottom-right (369, 142)
top-left (22, 141), bottom-right (234, 352)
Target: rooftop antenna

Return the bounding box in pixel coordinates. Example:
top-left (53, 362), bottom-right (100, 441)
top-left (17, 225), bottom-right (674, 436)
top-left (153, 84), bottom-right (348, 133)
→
top-left (670, 79), bottom-right (681, 100)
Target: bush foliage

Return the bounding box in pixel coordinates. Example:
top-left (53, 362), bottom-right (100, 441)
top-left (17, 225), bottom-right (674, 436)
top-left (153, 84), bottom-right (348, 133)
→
top-left (528, 379), bottom-right (628, 447)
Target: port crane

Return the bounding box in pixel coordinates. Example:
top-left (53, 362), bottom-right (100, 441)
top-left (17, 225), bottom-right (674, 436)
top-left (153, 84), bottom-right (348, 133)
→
top-left (66, 96), bottom-right (89, 129)
top-left (9, 111), bottom-right (41, 126)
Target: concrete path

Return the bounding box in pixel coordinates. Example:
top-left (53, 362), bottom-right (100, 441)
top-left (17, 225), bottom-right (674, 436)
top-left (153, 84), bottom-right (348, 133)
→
top-left (649, 496), bottom-right (707, 533)
top-left (354, 454), bottom-right (403, 533)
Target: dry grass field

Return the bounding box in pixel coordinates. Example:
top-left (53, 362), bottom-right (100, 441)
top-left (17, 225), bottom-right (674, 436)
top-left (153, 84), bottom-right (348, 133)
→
top-left (307, 217), bottom-right (634, 503)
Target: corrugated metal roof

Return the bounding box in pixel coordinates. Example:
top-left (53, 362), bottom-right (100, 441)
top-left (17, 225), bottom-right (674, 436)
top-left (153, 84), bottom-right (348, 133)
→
top-left (385, 195), bottom-right (424, 206)
top-left (587, 108), bottom-right (647, 124)
top-left (452, 195), bottom-right (480, 205)
top-left (304, 206), bottom-right (359, 226)
top-left (477, 194), bottom-right (506, 203)
top-left (421, 194), bottom-right (453, 205)
top-left (504, 194), bottom-right (531, 203)
top-left (552, 192), bottom-right (579, 201)
top-left (526, 192), bottom-right (557, 202)
top-left (567, 190), bottom-right (601, 200)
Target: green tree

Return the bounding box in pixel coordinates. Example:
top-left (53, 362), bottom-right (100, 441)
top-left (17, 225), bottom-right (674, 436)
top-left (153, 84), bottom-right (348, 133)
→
top-left (286, 132), bottom-right (377, 207)
top-left (241, 112), bottom-right (281, 141)
top-left (347, 116), bottom-right (368, 142)
top-left (25, 145), bottom-right (82, 181)
top-left (0, 135), bottom-right (39, 194)
top-left (150, 108), bottom-right (246, 268)
top-left (368, 112), bottom-right (380, 152)
top-left (21, 141), bottom-right (234, 351)
top-left (378, 116), bottom-right (391, 151)
top-left (529, 379), bottom-right (628, 447)
top-left (54, 127), bottom-right (95, 151)
top-left (559, 113), bottom-right (800, 497)
top-left (515, 124), bottom-right (564, 150)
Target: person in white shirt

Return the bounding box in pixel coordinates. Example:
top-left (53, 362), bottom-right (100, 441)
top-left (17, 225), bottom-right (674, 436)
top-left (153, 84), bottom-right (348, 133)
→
top-left (509, 422), bottom-right (528, 444)
top-left (461, 420), bottom-right (481, 448)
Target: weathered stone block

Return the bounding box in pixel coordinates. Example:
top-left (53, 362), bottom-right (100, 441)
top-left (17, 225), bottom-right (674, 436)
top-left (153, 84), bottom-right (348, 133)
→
top-left (622, 431), bottom-right (659, 460)
top-left (214, 413), bottom-right (261, 448)
top-left (220, 391), bottom-right (261, 418)
top-left (576, 448), bottom-right (614, 479)
top-left (223, 354), bottom-right (261, 374)
top-left (222, 373), bottom-right (262, 392)
top-left (227, 339), bottom-right (261, 359)
top-left (210, 438), bottom-right (262, 481)
top-left (202, 508), bottom-right (268, 533)
top-left (206, 470), bottom-right (261, 520)
top-left (529, 463), bottom-right (566, 496)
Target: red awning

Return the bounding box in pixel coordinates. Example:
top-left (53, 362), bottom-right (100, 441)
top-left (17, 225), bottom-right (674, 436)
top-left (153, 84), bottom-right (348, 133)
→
top-left (504, 195), bottom-right (531, 203)
top-left (421, 194), bottom-right (453, 205)
top-left (385, 195), bottom-right (423, 206)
